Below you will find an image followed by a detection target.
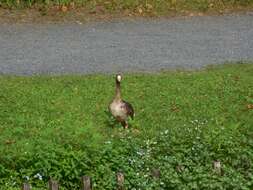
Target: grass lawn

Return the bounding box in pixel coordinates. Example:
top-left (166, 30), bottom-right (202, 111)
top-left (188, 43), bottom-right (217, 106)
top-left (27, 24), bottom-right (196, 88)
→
top-left (0, 63), bottom-right (253, 189)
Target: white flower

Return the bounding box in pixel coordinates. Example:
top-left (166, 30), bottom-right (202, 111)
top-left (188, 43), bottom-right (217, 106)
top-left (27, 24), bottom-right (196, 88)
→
top-left (136, 150), bottom-right (145, 156)
top-left (34, 173), bottom-right (43, 180)
top-left (128, 158), bottom-right (136, 164)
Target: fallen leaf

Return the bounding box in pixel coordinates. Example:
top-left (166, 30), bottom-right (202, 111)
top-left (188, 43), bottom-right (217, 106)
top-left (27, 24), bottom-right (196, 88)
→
top-left (69, 2), bottom-right (75, 9)
top-left (146, 3), bottom-right (153, 10)
top-left (54, 5), bottom-right (60, 10)
top-left (171, 105), bottom-right (180, 112)
top-left (5, 140), bottom-right (16, 145)
top-left (89, 9), bottom-right (96, 14)
top-left (247, 104), bottom-right (253, 109)
top-left (61, 5), bottom-right (68, 12)
top-left (176, 165), bottom-right (185, 172)
top-left (137, 7), bottom-right (143, 14)
top-left (233, 76), bottom-right (240, 81)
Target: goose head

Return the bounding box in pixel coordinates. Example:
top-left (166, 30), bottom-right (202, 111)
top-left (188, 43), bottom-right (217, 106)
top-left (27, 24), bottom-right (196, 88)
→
top-left (116, 74), bottom-right (122, 83)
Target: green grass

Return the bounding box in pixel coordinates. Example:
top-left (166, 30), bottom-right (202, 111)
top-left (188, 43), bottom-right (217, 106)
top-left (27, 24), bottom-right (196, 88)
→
top-left (0, 62), bottom-right (253, 189)
top-left (1, 0), bottom-right (253, 15)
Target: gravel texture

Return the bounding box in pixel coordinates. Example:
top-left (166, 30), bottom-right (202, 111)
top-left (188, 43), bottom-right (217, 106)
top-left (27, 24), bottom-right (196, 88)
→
top-left (0, 12), bottom-right (253, 75)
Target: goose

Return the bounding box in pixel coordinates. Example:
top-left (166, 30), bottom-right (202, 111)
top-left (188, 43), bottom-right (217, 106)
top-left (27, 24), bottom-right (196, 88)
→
top-left (109, 74), bottom-right (134, 128)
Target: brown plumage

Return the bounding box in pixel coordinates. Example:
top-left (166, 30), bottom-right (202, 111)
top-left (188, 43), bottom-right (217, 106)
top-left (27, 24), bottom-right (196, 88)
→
top-left (109, 74), bottom-right (134, 128)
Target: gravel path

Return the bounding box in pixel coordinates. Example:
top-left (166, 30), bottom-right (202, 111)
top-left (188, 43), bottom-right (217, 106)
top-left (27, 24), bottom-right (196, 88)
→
top-left (0, 12), bottom-right (253, 75)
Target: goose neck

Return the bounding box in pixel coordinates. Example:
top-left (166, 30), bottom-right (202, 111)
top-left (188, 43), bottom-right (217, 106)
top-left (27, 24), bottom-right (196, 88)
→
top-left (115, 81), bottom-right (121, 100)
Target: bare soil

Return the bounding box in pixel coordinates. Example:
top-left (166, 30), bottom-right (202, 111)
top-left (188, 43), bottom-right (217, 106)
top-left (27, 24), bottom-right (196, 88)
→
top-left (0, 6), bottom-right (252, 24)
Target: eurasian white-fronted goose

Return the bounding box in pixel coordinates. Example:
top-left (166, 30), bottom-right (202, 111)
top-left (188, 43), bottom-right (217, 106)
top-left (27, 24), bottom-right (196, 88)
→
top-left (109, 74), bottom-right (134, 128)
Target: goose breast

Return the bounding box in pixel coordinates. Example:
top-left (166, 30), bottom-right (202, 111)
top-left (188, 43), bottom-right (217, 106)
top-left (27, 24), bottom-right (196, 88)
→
top-left (109, 100), bottom-right (128, 121)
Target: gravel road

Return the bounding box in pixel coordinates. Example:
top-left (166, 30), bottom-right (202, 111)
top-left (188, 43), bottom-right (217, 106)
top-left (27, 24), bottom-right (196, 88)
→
top-left (0, 12), bottom-right (253, 75)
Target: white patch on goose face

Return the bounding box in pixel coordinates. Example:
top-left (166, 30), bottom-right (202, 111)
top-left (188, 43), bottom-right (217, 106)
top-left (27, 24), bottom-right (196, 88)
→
top-left (117, 75), bottom-right (122, 82)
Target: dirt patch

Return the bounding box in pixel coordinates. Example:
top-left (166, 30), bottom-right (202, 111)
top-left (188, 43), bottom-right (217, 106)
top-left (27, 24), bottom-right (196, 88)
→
top-left (0, 6), bottom-right (252, 24)
top-left (0, 7), bottom-right (111, 24)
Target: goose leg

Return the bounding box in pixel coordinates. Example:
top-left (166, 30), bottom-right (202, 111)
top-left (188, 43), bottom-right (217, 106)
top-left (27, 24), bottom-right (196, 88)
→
top-left (125, 122), bottom-right (129, 129)
top-left (120, 121), bottom-right (128, 129)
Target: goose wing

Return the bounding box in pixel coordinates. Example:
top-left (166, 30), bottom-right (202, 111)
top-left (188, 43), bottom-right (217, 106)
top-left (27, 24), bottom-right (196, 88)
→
top-left (122, 100), bottom-right (134, 120)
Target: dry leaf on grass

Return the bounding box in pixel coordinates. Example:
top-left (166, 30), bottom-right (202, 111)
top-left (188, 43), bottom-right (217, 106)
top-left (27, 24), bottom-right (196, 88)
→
top-left (247, 104), bottom-right (253, 109)
top-left (137, 7), bottom-right (143, 14)
top-left (61, 5), bottom-right (68, 12)
top-left (5, 140), bottom-right (16, 145)
top-left (69, 2), bottom-right (75, 9)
